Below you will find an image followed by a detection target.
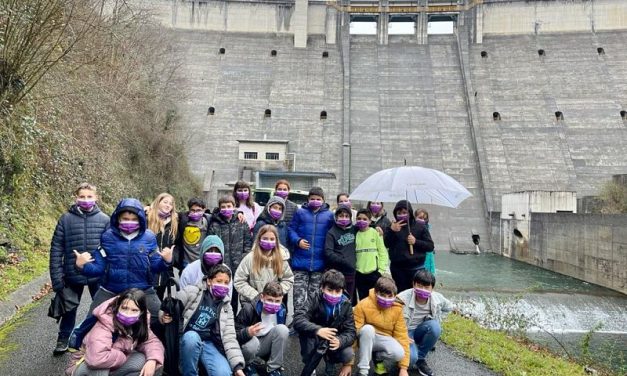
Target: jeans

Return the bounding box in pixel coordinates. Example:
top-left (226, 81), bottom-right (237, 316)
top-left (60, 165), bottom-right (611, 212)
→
top-left (180, 331), bottom-right (232, 376)
top-left (58, 282), bottom-right (99, 339)
top-left (408, 319), bottom-right (441, 366)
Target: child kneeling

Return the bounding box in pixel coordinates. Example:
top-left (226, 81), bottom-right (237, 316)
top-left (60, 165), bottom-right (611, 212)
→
top-left (354, 276), bottom-right (410, 376)
top-left (397, 268), bottom-right (454, 376)
top-left (235, 281), bottom-right (289, 376)
top-left (66, 288), bottom-right (164, 376)
top-left (293, 269), bottom-right (356, 376)
top-left (161, 264), bottom-right (245, 376)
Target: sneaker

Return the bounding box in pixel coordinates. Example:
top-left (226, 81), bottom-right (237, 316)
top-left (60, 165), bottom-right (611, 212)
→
top-left (53, 337), bottom-right (69, 356)
top-left (416, 359), bottom-right (434, 376)
top-left (243, 365), bottom-right (259, 376)
top-left (373, 361), bottom-right (387, 375)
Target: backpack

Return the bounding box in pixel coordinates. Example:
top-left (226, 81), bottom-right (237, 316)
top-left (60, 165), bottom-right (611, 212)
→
top-left (68, 314), bottom-right (119, 352)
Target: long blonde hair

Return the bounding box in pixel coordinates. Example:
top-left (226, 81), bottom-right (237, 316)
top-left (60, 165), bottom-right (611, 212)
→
top-left (252, 225), bottom-right (283, 277)
top-left (147, 193), bottom-right (179, 239)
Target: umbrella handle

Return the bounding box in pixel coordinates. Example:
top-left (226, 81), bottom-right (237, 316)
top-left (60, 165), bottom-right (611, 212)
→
top-left (409, 243), bottom-right (414, 255)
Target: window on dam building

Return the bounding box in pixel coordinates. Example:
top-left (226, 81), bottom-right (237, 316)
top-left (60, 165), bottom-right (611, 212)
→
top-left (350, 20), bottom-right (377, 35)
top-left (244, 152), bottom-right (258, 160)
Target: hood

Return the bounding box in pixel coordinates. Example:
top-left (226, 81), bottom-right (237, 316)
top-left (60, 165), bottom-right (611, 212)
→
top-left (92, 296), bottom-right (117, 332)
top-left (110, 198), bottom-right (147, 236)
top-left (261, 196), bottom-right (286, 221)
top-left (200, 235), bottom-right (225, 275)
top-left (392, 200), bottom-right (415, 225)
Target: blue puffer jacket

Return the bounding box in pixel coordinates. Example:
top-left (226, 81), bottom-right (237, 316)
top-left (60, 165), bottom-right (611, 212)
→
top-left (288, 202), bottom-right (334, 272)
top-left (49, 205), bottom-right (110, 291)
top-left (82, 198), bottom-right (170, 294)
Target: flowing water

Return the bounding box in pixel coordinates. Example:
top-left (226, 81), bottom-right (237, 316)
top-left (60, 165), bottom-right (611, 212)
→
top-left (434, 251), bottom-right (627, 373)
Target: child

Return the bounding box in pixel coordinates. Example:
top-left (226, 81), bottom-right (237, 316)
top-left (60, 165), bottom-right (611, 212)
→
top-left (293, 270), bottom-right (355, 376)
top-left (146, 192), bottom-right (179, 300)
top-left (75, 198), bottom-right (172, 324)
top-left (177, 198), bottom-right (211, 270)
top-left (288, 187), bottom-right (334, 308)
top-left (324, 205), bottom-right (357, 300)
top-left (415, 209), bottom-right (435, 275)
top-left (354, 209), bottom-right (389, 305)
top-left (179, 235), bottom-right (228, 290)
top-left (235, 281), bottom-right (289, 376)
top-left (209, 195), bottom-right (253, 312)
top-left (354, 276), bottom-right (410, 376)
top-left (233, 180), bottom-right (262, 232)
top-left (367, 201), bottom-right (391, 235)
top-left (335, 193), bottom-right (357, 222)
top-left (397, 269), bottom-right (454, 376)
top-left (234, 225), bottom-right (294, 303)
top-left (274, 179), bottom-right (298, 224)
top-left (161, 264), bottom-right (245, 376)
top-left (49, 182), bottom-right (110, 355)
top-left (253, 195), bottom-right (289, 248)
top-left (384, 200), bottom-right (434, 292)
top-left (66, 288), bottom-right (164, 376)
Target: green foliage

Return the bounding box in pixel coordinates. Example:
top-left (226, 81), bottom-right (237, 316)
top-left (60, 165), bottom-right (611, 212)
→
top-left (442, 314), bottom-right (590, 376)
top-left (599, 181), bottom-right (627, 214)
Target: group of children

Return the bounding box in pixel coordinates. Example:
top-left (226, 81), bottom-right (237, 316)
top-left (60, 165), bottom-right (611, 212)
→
top-left (51, 180), bottom-right (451, 376)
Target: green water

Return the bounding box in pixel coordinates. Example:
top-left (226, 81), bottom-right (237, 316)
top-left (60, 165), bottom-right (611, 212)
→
top-left (434, 251), bottom-right (623, 296)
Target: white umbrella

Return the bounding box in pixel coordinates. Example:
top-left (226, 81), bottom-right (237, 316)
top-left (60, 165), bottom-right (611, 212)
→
top-left (349, 166), bottom-right (472, 208)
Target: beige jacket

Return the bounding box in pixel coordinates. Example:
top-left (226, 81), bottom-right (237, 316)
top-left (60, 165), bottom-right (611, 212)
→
top-left (233, 245), bottom-right (294, 302)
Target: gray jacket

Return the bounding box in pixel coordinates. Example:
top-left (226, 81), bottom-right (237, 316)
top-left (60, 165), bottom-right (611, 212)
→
top-left (177, 283), bottom-right (245, 370)
top-left (397, 288), bottom-right (454, 328)
top-left (233, 245), bottom-right (294, 302)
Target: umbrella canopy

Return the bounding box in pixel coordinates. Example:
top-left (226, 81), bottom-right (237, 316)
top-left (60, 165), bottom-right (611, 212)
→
top-left (349, 166), bottom-right (472, 208)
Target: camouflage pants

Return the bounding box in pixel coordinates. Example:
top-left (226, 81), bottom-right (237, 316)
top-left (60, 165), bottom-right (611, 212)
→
top-left (293, 270), bottom-right (322, 308)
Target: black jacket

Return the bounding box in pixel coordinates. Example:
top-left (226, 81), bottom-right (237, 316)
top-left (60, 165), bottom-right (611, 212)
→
top-left (208, 209), bottom-right (253, 272)
top-left (234, 296), bottom-right (288, 344)
top-left (324, 224), bottom-right (356, 275)
top-left (370, 210), bottom-right (392, 234)
top-left (153, 220), bottom-right (176, 288)
top-left (293, 291), bottom-right (356, 349)
top-left (384, 200), bottom-right (434, 269)
top-left (49, 205), bottom-right (110, 291)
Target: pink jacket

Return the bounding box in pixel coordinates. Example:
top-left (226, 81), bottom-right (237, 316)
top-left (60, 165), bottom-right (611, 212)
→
top-left (79, 297), bottom-right (164, 370)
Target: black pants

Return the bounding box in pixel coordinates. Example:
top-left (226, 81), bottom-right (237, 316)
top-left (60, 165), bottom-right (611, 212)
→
top-left (354, 271), bottom-right (381, 306)
top-left (299, 336), bottom-right (354, 365)
top-left (391, 266), bottom-right (421, 293)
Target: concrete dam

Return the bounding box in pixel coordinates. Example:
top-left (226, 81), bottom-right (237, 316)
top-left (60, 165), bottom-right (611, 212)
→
top-left (139, 0), bottom-right (627, 251)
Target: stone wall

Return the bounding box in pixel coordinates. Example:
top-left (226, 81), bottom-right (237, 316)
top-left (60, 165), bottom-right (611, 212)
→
top-left (527, 213), bottom-right (627, 294)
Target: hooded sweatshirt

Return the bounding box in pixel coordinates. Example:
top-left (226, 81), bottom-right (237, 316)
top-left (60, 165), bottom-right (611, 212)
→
top-left (383, 200), bottom-right (434, 270)
top-left (179, 235), bottom-right (232, 290)
top-left (324, 206), bottom-right (357, 275)
top-left (253, 195), bottom-right (289, 248)
top-left (82, 198), bottom-right (169, 294)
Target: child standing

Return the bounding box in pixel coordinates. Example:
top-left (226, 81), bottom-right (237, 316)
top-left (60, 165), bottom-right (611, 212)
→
top-left (353, 277), bottom-right (410, 376)
top-left (234, 225), bottom-right (294, 303)
top-left (397, 269), bottom-right (454, 376)
top-left (179, 235), bottom-right (228, 290)
top-left (66, 289), bottom-right (164, 376)
top-left (354, 209), bottom-right (389, 305)
top-left (50, 182), bottom-right (110, 355)
top-left (235, 281), bottom-right (289, 376)
top-left (209, 195), bottom-right (253, 312)
top-left (161, 264), bottom-right (245, 376)
top-left (274, 179), bottom-right (298, 224)
top-left (177, 198), bottom-right (211, 270)
top-left (324, 205), bottom-right (357, 300)
top-left (367, 201), bottom-right (392, 235)
top-left (253, 195), bottom-right (288, 248)
top-left (233, 180), bottom-right (262, 232)
top-left (293, 270), bottom-right (355, 376)
top-left (146, 192), bottom-right (179, 300)
top-left (415, 209), bottom-right (435, 275)
top-left (384, 200), bottom-right (434, 292)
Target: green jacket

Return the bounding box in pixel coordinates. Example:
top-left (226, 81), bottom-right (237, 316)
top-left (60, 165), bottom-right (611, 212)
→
top-left (355, 227), bottom-right (389, 275)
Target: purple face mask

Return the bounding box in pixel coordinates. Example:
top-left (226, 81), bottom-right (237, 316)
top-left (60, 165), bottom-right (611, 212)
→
top-left (414, 287), bottom-right (431, 300)
top-left (220, 208), bottom-right (234, 218)
top-left (269, 208), bottom-right (283, 220)
top-left (203, 252), bottom-right (222, 266)
top-left (369, 203), bottom-right (382, 214)
top-left (396, 214), bottom-right (409, 222)
top-left (308, 199), bottom-right (323, 209)
top-left (116, 312), bottom-right (140, 326)
top-left (77, 199), bottom-right (96, 211)
top-left (119, 221), bottom-right (140, 234)
top-left (416, 218), bottom-right (426, 224)
top-left (336, 218), bottom-right (352, 227)
top-left (356, 220), bottom-right (369, 230)
top-left (323, 292), bottom-right (342, 306)
top-left (376, 295), bottom-right (395, 309)
top-left (263, 301), bottom-right (282, 314)
top-left (259, 239), bottom-right (276, 251)
top-left (188, 211), bottom-right (203, 222)
top-left (275, 190), bottom-right (289, 199)
top-left (236, 191), bottom-right (250, 201)
top-left (339, 200), bottom-right (351, 208)
top-left (211, 283), bottom-right (229, 299)
top-left (158, 210), bottom-right (171, 220)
